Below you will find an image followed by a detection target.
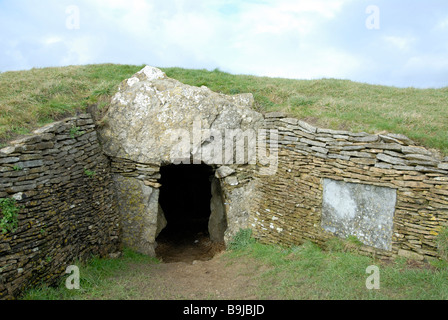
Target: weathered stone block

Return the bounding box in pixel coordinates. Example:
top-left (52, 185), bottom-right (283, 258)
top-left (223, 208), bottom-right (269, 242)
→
top-left (98, 66), bottom-right (264, 165)
top-left (297, 120), bottom-right (317, 133)
top-left (264, 112), bottom-right (286, 119)
top-left (311, 146), bottom-right (328, 155)
top-left (0, 147), bottom-right (16, 155)
top-left (321, 178), bottom-right (396, 251)
top-left (383, 133), bottom-right (414, 145)
top-left (365, 143), bottom-right (402, 151)
top-left (401, 146), bottom-right (433, 155)
top-left (20, 160), bottom-right (44, 168)
top-left (113, 175), bottom-right (162, 256)
top-left (397, 249), bottom-right (424, 261)
top-left (328, 154), bottom-right (350, 161)
top-left (316, 128), bottom-right (350, 135)
top-left (350, 158), bottom-right (377, 165)
top-left (300, 138), bottom-right (326, 148)
top-left (280, 118), bottom-right (298, 125)
top-left (341, 151), bottom-right (374, 158)
top-left (350, 135), bottom-right (379, 143)
top-left (0, 157), bottom-right (20, 164)
top-left (377, 153), bottom-right (408, 165)
top-left (215, 166), bottom-right (235, 178)
top-left (404, 154), bottom-right (436, 161)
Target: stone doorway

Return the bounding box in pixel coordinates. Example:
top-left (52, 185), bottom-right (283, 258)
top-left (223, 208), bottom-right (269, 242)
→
top-left (155, 164), bottom-right (226, 263)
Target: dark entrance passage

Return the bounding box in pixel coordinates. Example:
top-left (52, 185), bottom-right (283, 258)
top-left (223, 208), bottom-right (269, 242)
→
top-left (155, 164), bottom-right (225, 263)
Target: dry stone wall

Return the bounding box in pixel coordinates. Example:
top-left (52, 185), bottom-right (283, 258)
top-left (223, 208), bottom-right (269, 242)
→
top-left (251, 112), bottom-right (448, 260)
top-left (0, 114), bottom-right (120, 299)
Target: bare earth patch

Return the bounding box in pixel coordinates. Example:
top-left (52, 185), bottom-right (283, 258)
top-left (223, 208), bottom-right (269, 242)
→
top-left (142, 254), bottom-right (263, 299)
top-left (101, 236), bottom-right (271, 300)
top-left (107, 254), bottom-right (270, 300)
top-left (155, 232), bottom-right (226, 264)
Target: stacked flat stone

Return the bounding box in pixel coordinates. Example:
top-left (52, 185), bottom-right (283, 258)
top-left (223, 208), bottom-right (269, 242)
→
top-left (0, 114), bottom-right (120, 300)
top-left (251, 112), bottom-right (448, 261)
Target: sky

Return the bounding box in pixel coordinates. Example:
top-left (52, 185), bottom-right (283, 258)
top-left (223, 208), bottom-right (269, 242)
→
top-left (1, 0), bottom-right (448, 88)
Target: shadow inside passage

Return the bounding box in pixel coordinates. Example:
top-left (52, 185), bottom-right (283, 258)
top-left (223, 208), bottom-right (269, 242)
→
top-left (155, 164), bottom-right (223, 263)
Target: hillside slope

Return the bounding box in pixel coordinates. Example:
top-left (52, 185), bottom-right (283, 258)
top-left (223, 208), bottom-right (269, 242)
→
top-left (0, 64), bottom-right (447, 154)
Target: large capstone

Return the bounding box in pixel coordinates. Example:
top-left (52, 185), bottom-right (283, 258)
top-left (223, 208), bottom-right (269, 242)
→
top-left (99, 66), bottom-right (264, 165)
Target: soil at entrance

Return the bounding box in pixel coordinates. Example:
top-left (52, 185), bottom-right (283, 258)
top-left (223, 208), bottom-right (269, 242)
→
top-left (155, 230), bottom-right (226, 263)
top-left (114, 233), bottom-right (270, 300)
top-left (118, 249), bottom-right (269, 300)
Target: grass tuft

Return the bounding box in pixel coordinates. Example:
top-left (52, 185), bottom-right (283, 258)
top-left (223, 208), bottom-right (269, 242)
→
top-left (228, 228), bottom-right (256, 251)
top-left (436, 226), bottom-right (448, 261)
top-left (20, 248), bottom-right (159, 300)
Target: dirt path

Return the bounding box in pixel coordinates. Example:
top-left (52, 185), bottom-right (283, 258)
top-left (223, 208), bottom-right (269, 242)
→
top-left (140, 253), bottom-right (264, 299)
top-left (155, 232), bottom-right (225, 264)
top-left (108, 235), bottom-right (272, 300)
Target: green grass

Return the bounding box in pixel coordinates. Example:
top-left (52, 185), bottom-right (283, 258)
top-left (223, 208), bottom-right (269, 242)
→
top-left (0, 64), bottom-right (144, 143)
top-left (20, 248), bottom-right (159, 300)
top-left (436, 227), bottom-right (448, 261)
top-left (1, 64), bottom-right (447, 154)
top-left (0, 197), bottom-right (21, 234)
top-left (226, 230), bottom-right (448, 300)
top-left (20, 232), bottom-right (448, 300)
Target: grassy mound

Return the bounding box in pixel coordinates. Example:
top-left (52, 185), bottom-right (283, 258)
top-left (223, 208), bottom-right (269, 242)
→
top-left (1, 64), bottom-right (447, 154)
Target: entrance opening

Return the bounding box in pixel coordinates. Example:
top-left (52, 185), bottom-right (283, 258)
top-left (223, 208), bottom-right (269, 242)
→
top-left (156, 163), bottom-right (225, 263)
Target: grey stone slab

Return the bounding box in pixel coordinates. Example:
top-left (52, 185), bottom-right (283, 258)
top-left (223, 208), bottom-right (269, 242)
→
top-left (364, 143), bottom-right (403, 151)
top-left (376, 153), bottom-right (408, 165)
top-left (321, 178), bottom-right (396, 251)
top-left (401, 146), bottom-right (433, 156)
top-left (311, 146), bottom-right (329, 154)
top-left (383, 133), bottom-right (414, 144)
top-left (328, 154), bottom-right (350, 160)
top-left (0, 157), bottom-right (20, 164)
top-left (349, 135), bottom-right (379, 143)
top-left (280, 118), bottom-right (298, 125)
top-left (341, 151), bottom-right (374, 158)
top-left (300, 138), bottom-right (326, 148)
top-left (317, 128), bottom-right (351, 135)
top-left (264, 112), bottom-right (286, 118)
top-left (297, 120), bottom-right (317, 133)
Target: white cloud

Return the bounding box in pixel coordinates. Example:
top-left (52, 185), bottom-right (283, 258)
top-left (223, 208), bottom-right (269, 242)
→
top-left (273, 0), bottom-right (352, 18)
top-left (404, 54), bottom-right (448, 71)
top-left (225, 43), bottom-right (364, 80)
top-left (215, 0), bottom-right (361, 80)
top-left (235, 0), bottom-right (352, 37)
top-left (433, 16), bottom-right (448, 30)
top-left (43, 36), bottom-right (63, 46)
top-left (77, 0), bottom-right (156, 38)
top-left (62, 36), bottom-right (101, 65)
top-left (382, 35), bottom-right (417, 52)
